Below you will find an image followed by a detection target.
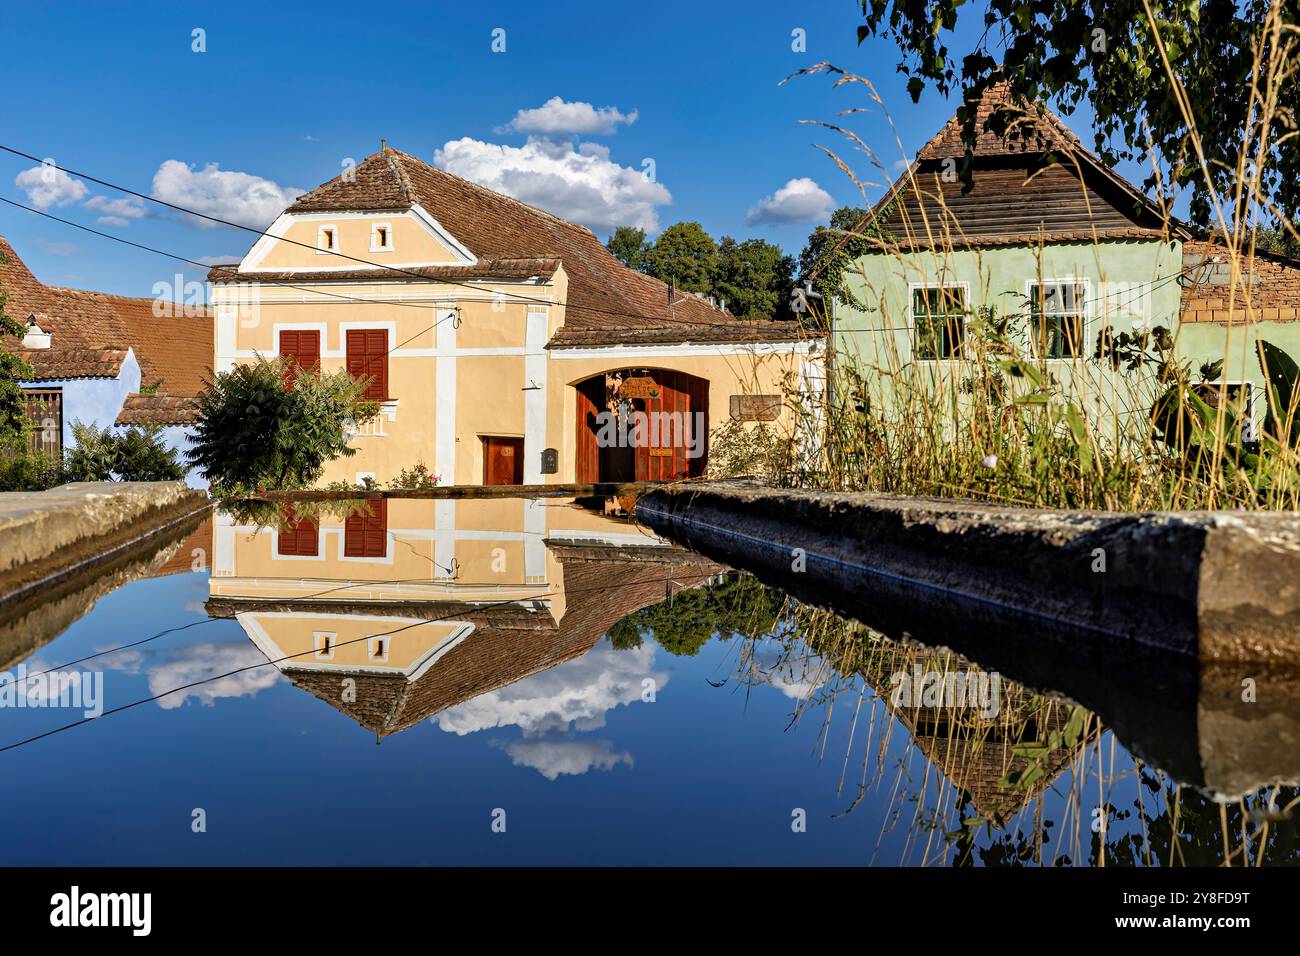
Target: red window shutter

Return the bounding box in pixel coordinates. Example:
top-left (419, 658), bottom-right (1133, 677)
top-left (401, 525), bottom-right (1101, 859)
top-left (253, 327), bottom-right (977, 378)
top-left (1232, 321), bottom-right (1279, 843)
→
top-left (280, 330), bottom-right (320, 387)
top-left (344, 499), bottom-right (387, 557)
top-left (346, 329), bottom-right (388, 400)
top-left (277, 506), bottom-right (319, 556)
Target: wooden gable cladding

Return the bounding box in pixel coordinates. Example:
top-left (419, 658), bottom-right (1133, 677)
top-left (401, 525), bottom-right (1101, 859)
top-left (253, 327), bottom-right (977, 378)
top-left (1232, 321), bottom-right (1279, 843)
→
top-left (877, 157), bottom-right (1172, 248)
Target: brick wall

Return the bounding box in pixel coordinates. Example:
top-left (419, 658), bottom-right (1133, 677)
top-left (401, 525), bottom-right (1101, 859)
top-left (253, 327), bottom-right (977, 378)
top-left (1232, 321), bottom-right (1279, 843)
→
top-left (1181, 239), bottom-right (1300, 323)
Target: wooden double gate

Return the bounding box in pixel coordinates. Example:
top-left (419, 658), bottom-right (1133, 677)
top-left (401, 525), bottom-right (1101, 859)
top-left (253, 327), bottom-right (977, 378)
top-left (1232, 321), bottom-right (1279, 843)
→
top-left (575, 369), bottom-right (709, 482)
top-left (22, 388), bottom-right (63, 456)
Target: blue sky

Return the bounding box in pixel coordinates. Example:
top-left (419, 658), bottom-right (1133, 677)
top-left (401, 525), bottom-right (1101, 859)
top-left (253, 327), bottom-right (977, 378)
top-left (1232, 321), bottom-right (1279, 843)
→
top-left (0, 0), bottom-right (1101, 297)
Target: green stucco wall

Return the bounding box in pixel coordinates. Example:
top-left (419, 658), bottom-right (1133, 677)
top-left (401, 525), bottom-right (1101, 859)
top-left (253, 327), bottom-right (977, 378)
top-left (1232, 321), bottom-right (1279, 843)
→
top-left (828, 239), bottom-right (1281, 430)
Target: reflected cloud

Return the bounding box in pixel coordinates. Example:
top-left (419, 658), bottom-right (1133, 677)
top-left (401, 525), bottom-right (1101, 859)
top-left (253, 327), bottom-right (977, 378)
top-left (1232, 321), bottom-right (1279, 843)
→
top-left (432, 641), bottom-right (666, 737)
top-left (104, 641), bottom-right (280, 709)
top-left (494, 738), bottom-right (633, 781)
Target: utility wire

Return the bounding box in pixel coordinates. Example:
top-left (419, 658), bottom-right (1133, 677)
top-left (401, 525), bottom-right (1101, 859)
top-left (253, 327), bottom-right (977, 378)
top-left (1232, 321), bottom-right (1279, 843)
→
top-left (0, 145), bottom-right (800, 331)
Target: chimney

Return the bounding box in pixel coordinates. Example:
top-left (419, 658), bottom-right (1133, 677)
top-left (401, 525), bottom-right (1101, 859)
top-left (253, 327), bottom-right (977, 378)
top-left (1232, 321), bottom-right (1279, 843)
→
top-left (22, 314), bottom-right (51, 350)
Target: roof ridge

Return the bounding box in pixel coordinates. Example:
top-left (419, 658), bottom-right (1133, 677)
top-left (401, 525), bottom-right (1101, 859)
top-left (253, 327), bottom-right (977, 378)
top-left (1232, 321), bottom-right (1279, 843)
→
top-left (389, 148), bottom-right (600, 240)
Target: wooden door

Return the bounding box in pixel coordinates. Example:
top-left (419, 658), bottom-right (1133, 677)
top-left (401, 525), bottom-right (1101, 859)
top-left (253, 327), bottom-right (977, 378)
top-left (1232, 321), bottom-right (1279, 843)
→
top-left (22, 388), bottom-right (62, 456)
top-left (635, 371), bottom-right (709, 481)
top-left (483, 437), bottom-right (524, 485)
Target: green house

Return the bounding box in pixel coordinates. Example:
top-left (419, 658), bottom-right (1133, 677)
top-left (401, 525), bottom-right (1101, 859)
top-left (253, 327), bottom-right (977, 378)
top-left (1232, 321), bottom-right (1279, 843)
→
top-left (832, 83), bottom-right (1300, 438)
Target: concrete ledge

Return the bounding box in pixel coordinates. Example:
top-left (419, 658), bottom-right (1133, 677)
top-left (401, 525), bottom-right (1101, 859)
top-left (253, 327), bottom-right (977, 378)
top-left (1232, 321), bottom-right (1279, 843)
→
top-left (0, 482), bottom-right (209, 607)
top-left (636, 485), bottom-right (1300, 664)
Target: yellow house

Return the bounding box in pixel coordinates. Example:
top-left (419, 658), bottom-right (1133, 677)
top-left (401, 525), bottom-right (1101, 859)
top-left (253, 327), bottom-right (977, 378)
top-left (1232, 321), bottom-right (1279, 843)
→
top-left (207, 498), bottom-right (724, 735)
top-left (209, 147), bottom-right (823, 487)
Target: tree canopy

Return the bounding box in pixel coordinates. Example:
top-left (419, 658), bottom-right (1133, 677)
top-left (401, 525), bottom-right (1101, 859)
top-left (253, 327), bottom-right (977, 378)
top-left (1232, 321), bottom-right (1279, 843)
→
top-left (606, 226), bottom-right (650, 272)
top-left (644, 221), bottom-right (718, 295)
top-left (853, 0), bottom-right (1299, 227)
top-left (715, 237), bottom-right (796, 320)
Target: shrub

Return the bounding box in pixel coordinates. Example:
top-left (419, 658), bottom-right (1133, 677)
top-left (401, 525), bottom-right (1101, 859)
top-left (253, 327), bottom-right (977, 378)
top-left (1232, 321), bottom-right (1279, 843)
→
top-left (62, 421), bottom-right (185, 482)
top-left (187, 358), bottom-right (377, 494)
top-left (0, 446), bottom-right (61, 491)
top-left (389, 461), bottom-right (440, 489)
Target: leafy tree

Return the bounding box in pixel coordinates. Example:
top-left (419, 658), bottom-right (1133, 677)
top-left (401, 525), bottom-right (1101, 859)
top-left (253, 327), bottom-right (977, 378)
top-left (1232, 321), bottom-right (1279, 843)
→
top-left (606, 226), bottom-right (650, 272)
top-left (63, 420), bottom-right (186, 482)
top-left (714, 236), bottom-right (796, 320)
top-left (187, 357), bottom-right (377, 493)
top-left (605, 575), bottom-right (784, 656)
top-left (851, 0), bottom-right (1300, 226)
top-left (1258, 223), bottom-right (1300, 260)
top-left (0, 269), bottom-right (36, 451)
top-left (645, 221), bottom-right (718, 295)
top-left (796, 206), bottom-right (877, 313)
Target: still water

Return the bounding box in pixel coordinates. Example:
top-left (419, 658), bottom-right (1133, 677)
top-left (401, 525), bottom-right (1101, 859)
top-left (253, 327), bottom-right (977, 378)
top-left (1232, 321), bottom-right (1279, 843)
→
top-left (0, 495), bottom-right (1296, 866)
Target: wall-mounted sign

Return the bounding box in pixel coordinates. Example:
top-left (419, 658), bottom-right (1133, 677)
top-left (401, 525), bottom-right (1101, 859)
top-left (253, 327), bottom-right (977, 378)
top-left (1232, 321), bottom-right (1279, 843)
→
top-left (648, 447), bottom-right (673, 458)
top-left (618, 376), bottom-right (661, 400)
top-left (730, 394), bottom-right (782, 422)
top-left (540, 447), bottom-right (558, 474)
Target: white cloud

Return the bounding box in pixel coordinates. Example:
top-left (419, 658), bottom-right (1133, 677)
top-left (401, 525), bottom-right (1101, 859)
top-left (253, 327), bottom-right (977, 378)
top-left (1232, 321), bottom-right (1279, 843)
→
top-left (150, 160), bottom-right (303, 230)
top-left (502, 96), bottom-right (638, 135)
top-left (495, 738), bottom-right (633, 781)
top-left (432, 641), bottom-right (666, 737)
top-left (746, 177), bottom-right (836, 226)
top-left (15, 165), bottom-right (88, 209)
top-left (85, 194), bottom-right (147, 227)
top-left (435, 136), bottom-right (670, 234)
top-left (105, 641), bottom-right (280, 709)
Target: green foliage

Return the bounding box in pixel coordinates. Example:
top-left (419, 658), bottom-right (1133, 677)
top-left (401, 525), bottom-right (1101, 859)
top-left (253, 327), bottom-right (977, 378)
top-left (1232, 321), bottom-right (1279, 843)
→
top-left (714, 237), bottom-right (796, 320)
top-left (1256, 224), bottom-right (1300, 260)
top-left (796, 205), bottom-right (884, 314)
top-left (606, 575), bottom-right (784, 657)
top-left (605, 226), bottom-right (650, 271)
top-left (62, 420), bottom-right (185, 482)
top-left (705, 417), bottom-right (793, 483)
top-left (389, 461), bottom-right (440, 489)
top-left (0, 446), bottom-right (61, 491)
top-left (188, 357), bottom-right (378, 493)
top-left (644, 221), bottom-right (718, 295)
top-left (0, 270), bottom-right (36, 451)
top-left (852, 0), bottom-right (1300, 225)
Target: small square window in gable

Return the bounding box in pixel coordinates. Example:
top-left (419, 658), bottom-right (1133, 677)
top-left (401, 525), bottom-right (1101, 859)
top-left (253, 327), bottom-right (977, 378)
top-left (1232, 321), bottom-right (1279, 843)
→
top-left (370, 222), bottom-right (393, 253)
top-left (316, 225), bottom-right (338, 255)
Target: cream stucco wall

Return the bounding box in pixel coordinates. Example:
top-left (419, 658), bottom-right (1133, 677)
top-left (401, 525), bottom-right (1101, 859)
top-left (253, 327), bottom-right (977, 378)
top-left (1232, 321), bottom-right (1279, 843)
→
top-left (212, 210), bottom-right (819, 487)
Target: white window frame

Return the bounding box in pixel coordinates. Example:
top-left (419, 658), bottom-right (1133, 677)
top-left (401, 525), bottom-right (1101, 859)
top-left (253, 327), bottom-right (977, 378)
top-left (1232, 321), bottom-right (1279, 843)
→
top-left (1024, 277), bottom-right (1092, 362)
top-left (369, 221), bottom-right (394, 253)
top-left (367, 636), bottom-right (390, 663)
top-left (316, 224), bottom-right (339, 256)
top-left (908, 281), bottom-right (971, 363)
top-left (313, 631), bottom-right (337, 661)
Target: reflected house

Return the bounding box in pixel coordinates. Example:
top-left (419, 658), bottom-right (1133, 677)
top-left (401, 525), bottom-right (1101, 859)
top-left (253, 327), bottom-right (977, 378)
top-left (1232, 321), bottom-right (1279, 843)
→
top-left (206, 499), bottom-right (723, 736)
top-left (856, 643), bottom-right (1089, 821)
top-left (208, 147), bottom-right (823, 487)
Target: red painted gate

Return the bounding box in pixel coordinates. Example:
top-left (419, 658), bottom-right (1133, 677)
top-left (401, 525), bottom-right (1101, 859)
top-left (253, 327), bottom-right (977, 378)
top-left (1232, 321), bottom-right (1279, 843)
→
top-left (575, 369), bottom-right (709, 482)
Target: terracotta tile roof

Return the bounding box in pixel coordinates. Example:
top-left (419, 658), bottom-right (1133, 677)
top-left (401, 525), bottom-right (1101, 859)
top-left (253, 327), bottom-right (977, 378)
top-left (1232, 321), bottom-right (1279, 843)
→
top-left (12, 347), bottom-right (128, 381)
top-left (218, 149), bottom-right (817, 348)
top-left (114, 393), bottom-right (199, 426)
top-left (1, 236), bottom-right (130, 353)
top-left (47, 288), bottom-right (213, 397)
top-left (2, 236), bottom-right (212, 390)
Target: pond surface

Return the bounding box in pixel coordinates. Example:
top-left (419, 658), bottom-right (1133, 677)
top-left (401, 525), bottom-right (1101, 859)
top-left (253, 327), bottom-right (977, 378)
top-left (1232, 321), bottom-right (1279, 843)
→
top-left (0, 495), bottom-right (1297, 866)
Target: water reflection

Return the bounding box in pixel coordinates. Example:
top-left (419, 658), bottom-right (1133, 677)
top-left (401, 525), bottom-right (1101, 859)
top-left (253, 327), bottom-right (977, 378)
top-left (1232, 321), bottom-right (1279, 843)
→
top-left (2, 494), bottom-right (1298, 865)
top-left (207, 497), bottom-right (722, 740)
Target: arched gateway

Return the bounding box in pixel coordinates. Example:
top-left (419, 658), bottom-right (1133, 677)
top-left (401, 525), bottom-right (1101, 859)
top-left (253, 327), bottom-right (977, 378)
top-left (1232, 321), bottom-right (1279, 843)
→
top-left (575, 369), bottom-right (710, 482)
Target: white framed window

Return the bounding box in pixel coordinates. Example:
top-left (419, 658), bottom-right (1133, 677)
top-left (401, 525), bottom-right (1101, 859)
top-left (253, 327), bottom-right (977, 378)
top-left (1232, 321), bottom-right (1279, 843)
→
top-left (910, 283), bottom-right (969, 360)
top-left (1027, 279), bottom-right (1090, 359)
top-left (1192, 381), bottom-right (1257, 443)
top-left (313, 631), bottom-right (337, 660)
top-left (369, 222), bottom-right (393, 253)
top-left (316, 225), bottom-right (338, 255)
top-left (368, 636), bottom-right (390, 663)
